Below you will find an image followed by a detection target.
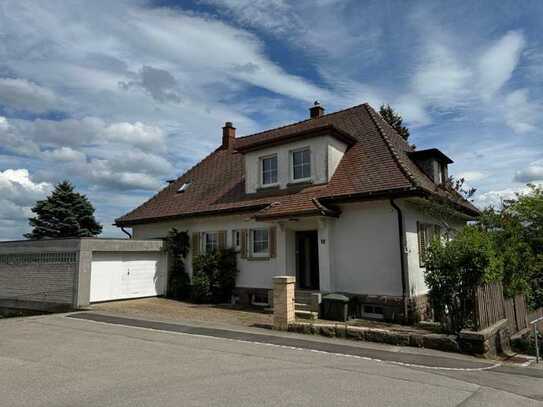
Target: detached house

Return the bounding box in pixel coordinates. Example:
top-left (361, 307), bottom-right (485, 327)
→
top-left (115, 102), bottom-right (479, 322)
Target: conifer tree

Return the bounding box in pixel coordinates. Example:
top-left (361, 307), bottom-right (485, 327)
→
top-left (25, 181), bottom-right (102, 239)
top-left (379, 104), bottom-right (410, 141)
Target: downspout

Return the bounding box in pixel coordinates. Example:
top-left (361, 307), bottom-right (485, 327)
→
top-left (390, 199), bottom-right (409, 323)
top-left (120, 226), bottom-right (132, 239)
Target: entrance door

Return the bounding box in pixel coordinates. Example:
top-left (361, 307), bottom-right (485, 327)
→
top-left (295, 231), bottom-right (319, 290)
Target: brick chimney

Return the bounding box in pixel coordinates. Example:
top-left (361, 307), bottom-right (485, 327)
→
top-left (222, 121), bottom-right (235, 149)
top-left (309, 101), bottom-right (324, 119)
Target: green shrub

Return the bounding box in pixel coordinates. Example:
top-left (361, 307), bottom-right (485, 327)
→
top-left (191, 273), bottom-right (211, 303)
top-left (424, 226), bottom-right (503, 333)
top-left (192, 248), bottom-right (239, 303)
top-left (163, 228), bottom-right (191, 299)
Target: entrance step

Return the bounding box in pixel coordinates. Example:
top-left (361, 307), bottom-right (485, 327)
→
top-left (294, 302), bottom-right (313, 312)
top-left (295, 310), bottom-right (318, 320)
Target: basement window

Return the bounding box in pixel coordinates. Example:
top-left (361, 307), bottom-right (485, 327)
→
top-left (251, 292), bottom-right (269, 306)
top-left (177, 181), bottom-right (191, 193)
top-left (362, 305), bottom-right (384, 320)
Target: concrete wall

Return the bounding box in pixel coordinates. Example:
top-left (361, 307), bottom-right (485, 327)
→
top-left (244, 135), bottom-right (347, 193)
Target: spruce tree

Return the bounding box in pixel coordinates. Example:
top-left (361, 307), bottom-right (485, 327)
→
top-left (379, 104), bottom-right (410, 141)
top-left (25, 181), bottom-right (102, 239)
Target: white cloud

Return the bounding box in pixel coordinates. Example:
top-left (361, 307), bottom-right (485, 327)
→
top-left (0, 78), bottom-right (60, 113)
top-left (478, 31), bottom-right (525, 100)
top-left (0, 168), bottom-right (52, 213)
top-left (3, 116), bottom-right (167, 153)
top-left (457, 171), bottom-right (486, 182)
top-left (413, 43), bottom-right (472, 109)
top-left (504, 89), bottom-right (539, 134)
top-left (42, 147), bottom-right (87, 162)
top-left (101, 122), bottom-right (166, 151)
top-left (514, 162), bottom-right (543, 183)
top-left (474, 183), bottom-right (541, 209)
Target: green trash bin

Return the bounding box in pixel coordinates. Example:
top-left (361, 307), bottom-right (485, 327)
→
top-left (321, 294), bottom-right (349, 322)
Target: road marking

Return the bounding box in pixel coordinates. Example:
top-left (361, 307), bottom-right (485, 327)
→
top-left (69, 315), bottom-right (502, 372)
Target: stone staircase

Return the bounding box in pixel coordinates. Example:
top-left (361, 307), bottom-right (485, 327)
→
top-left (294, 290), bottom-right (320, 320)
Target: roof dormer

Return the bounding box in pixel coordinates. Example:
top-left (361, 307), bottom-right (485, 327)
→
top-left (239, 124), bottom-right (355, 194)
top-left (408, 148), bottom-right (453, 185)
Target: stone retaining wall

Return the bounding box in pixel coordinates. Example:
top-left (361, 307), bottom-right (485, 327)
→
top-left (289, 321), bottom-right (460, 354)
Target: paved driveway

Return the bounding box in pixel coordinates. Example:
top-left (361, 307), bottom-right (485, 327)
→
top-left (1, 313), bottom-right (542, 406)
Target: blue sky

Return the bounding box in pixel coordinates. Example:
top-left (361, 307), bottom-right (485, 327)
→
top-left (0, 0), bottom-right (542, 240)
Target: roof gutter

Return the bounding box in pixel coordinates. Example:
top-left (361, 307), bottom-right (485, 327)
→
top-left (390, 199), bottom-right (409, 324)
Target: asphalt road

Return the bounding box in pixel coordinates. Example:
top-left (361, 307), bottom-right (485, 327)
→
top-left (1, 313), bottom-right (542, 407)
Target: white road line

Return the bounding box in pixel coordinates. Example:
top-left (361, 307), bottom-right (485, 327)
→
top-left (69, 316), bottom-right (502, 372)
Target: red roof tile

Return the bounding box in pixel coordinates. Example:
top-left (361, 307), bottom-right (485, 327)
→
top-left (116, 103), bottom-right (479, 226)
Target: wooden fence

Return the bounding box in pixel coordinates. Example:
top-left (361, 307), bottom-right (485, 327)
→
top-left (504, 294), bottom-right (529, 333)
top-left (474, 282), bottom-right (505, 330)
top-left (474, 282), bottom-right (541, 334)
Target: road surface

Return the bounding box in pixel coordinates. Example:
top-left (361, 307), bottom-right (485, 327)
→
top-left (1, 313), bottom-right (541, 406)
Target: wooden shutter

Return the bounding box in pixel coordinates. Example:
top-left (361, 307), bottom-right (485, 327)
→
top-left (192, 232), bottom-right (200, 257)
top-left (269, 226), bottom-right (277, 258)
top-left (417, 222), bottom-right (426, 267)
top-left (240, 229), bottom-right (248, 259)
top-left (218, 230), bottom-right (227, 250)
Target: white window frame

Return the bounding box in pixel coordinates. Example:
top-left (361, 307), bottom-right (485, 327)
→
top-left (201, 231), bottom-right (219, 254)
top-left (250, 228), bottom-right (270, 258)
top-left (260, 154), bottom-right (278, 187)
top-left (290, 147), bottom-right (311, 182)
top-left (232, 229), bottom-right (241, 251)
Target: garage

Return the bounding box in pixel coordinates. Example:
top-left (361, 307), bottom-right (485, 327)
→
top-left (0, 238), bottom-right (167, 312)
top-left (90, 252), bottom-right (167, 303)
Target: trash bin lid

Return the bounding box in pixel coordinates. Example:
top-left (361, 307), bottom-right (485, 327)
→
top-left (322, 293), bottom-right (349, 302)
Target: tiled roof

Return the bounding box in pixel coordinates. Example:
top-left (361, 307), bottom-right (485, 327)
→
top-left (116, 103), bottom-right (479, 226)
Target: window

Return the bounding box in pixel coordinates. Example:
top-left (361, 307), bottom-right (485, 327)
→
top-left (203, 232), bottom-right (219, 253)
top-left (261, 155), bottom-right (278, 186)
top-left (251, 228), bottom-right (269, 257)
top-left (292, 148), bottom-right (311, 180)
top-left (177, 181), bottom-right (191, 193)
top-left (417, 223), bottom-right (442, 266)
top-left (251, 292), bottom-right (269, 306)
top-left (232, 229), bottom-right (241, 251)
top-left (362, 305), bottom-right (384, 319)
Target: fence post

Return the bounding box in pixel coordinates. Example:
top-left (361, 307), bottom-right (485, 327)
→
top-left (534, 323), bottom-right (540, 364)
top-left (273, 276), bottom-right (295, 330)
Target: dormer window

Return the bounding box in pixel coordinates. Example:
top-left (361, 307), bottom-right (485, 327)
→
top-left (261, 155), bottom-right (278, 186)
top-left (408, 149), bottom-right (452, 186)
top-left (292, 148), bottom-right (311, 181)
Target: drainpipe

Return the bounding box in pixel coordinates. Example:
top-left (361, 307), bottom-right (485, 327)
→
top-left (120, 227), bottom-right (132, 239)
top-left (390, 199), bottom-right (409, 323)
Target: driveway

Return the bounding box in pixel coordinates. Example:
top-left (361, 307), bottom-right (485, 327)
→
top-left (91, 297), bottom-right (273, 328)
top-left (1, 313), bottom-right (542, 406)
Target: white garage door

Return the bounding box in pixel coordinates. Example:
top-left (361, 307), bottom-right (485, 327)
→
top-left (90, 252), bottom-right (167, 302)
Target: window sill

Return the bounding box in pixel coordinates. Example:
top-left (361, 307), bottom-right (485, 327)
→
top-left (287, 179), bottom-right (313, 187)
top-left (256, 185), bottom-right (280, 193)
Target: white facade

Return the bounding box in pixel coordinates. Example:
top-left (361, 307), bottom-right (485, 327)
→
top-left (131, 198), bottom-right (465, 298)
top-left (244, 135), bottom-right (347, 193)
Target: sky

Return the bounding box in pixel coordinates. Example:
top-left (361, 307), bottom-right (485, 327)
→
top-left (0, 0), bottom-right (542, 240)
